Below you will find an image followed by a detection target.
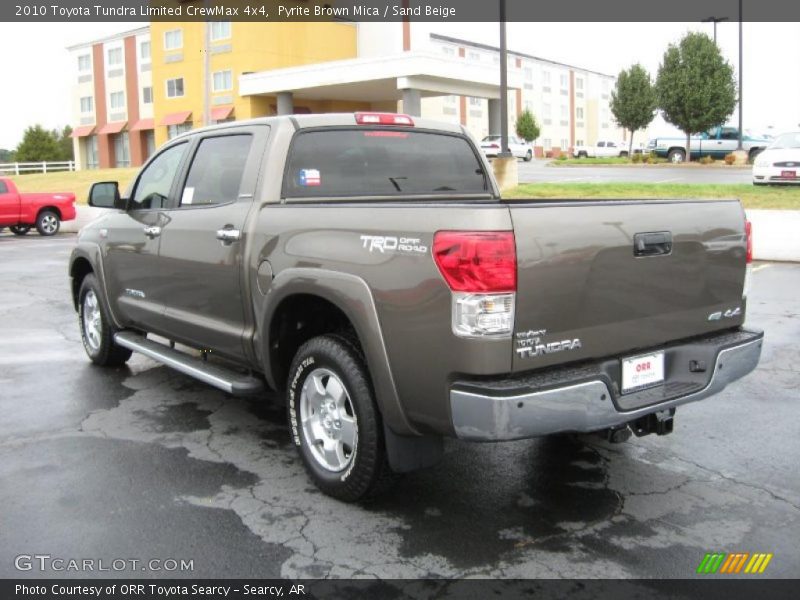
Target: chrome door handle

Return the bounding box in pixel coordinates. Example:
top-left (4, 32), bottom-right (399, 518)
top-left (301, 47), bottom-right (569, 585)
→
top-left (143, 226), bottom-right (161, 238)
top-left (216, 228), bottom-right (241, 244)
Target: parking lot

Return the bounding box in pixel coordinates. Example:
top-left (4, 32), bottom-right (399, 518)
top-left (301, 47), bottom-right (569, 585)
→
top-left (518, 160), bottom-right (754, 184)
top-left (1, 233), bottom-right (798, 579)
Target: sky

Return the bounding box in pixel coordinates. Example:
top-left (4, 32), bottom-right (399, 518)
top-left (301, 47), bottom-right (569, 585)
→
top-left (0, 21), bottom-right (798, 149)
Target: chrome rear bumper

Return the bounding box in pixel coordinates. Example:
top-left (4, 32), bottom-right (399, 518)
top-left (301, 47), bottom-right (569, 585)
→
top-left (450, 329), bottom-right (763, 441)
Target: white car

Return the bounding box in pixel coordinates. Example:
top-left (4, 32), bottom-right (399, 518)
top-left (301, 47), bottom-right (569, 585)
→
top-left (572, 140), bottom-right (630, 158)
top-left (753, 132), bottom-right (800, 185)
top-left (480, 135), bottom-right (533, 161)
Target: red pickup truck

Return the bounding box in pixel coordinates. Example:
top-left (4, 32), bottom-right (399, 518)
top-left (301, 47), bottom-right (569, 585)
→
top-left (0, 177), bottom-right (76, 236)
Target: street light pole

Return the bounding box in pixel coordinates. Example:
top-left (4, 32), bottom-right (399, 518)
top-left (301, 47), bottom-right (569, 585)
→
top-left (737, 0), bottom-right (744, 150)
top-left (498, 0), bottom-right (511, 158)
top-left (702, 16), bottom-right (728, 45)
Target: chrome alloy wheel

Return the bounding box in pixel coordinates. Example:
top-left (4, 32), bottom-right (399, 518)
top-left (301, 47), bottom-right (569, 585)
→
top-left (299, 368), bottom-right (358, 472)
top-left (82, 290), bottom-right (102, 352)
top-left (40, 214), bottom-right (58, 234)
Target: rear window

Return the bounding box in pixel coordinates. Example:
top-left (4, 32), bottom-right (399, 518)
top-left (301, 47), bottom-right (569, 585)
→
top-left (284, 129), bottom-right (488, 198)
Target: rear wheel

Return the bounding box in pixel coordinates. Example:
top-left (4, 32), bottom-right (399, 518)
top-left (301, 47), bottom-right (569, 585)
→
top-left (10, 225), bottom-right (30, 236)
top-left (524, 149), bottom-right (533, 162)
top-left (78, 274), bottom-right (132, 366)
top-left (287, 335), bottom-right (395, 502)
top-left (36, 210), bottom-right (60, 236)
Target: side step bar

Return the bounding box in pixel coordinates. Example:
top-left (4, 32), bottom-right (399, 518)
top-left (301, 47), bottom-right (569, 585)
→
top-left (114, 331), bottom-right (265, 396)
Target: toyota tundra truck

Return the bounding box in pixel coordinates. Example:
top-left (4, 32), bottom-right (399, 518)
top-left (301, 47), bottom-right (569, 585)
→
top-left (69, 113), bottom-right (763, 501)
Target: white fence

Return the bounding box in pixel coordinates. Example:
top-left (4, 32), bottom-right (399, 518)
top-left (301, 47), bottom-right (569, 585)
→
top-left (0, 161), bottom-right (75, 175)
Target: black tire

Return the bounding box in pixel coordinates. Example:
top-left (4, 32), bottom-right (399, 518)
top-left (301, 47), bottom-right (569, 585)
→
top-left (78, 274), bottom-right (132, 367)
top-left (524, 149), bottom-right (533, 162)
top-left (748, 148), bottom-right (763, 164)
top-left (287, 334), bottom-right (395, 502)
top-left (10, 225), bottom-right (30, 236)
top-left (36, 209), bottom-right (60, 236)
top-left (668, 148), bottom-right (686, 163)
top-left (577, 151), bottom-right (588, 158)
top-left (619, 151), bottom-right (629, 158)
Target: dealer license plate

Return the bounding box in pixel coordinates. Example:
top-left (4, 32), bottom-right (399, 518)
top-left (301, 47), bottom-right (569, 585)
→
top-left (621, 351), bottom-right (665, 393)
top-left (780, 170), bottom-right (796, 179)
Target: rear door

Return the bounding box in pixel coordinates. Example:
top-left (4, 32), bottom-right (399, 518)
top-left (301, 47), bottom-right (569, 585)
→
top-left (508, 200), bottom-right (748, 372)
top-left (154, 126), bottom-right (267, 361)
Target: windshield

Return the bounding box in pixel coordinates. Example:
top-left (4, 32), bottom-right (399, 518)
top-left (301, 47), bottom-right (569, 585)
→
top-left (769, 132), bottom-right (800, 149)
top-left (482, 136), bottom-right (501, 142)
top-left (284, 129), bottom-right (488, 198)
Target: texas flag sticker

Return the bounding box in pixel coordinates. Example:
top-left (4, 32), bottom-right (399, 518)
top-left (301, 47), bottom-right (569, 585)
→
top-left (298, 169), bottom-right (321, 186)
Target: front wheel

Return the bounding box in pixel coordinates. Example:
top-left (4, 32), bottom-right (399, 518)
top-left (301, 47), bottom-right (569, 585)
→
top-left (36, 210), bottom-right (60, 236)
top-left (524, 149), bottom-right (533, 162)
top-left (287, 335), bottom-right (395, 502)
top-left (78, 274), bottom-right (132, 366)
top-left (10, 225), bottom-right (30, 236)
top-left (668, 148), bottom-right (686, 163)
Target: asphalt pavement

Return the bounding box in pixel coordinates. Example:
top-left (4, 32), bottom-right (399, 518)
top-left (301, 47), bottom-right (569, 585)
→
top-left (1, 233), bottom-right (797, 579)
top-left (518, 160), bottom-right (753, 184)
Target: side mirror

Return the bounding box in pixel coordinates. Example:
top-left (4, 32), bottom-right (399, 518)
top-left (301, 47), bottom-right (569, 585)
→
top-left (88, 181), bottom-right (125, 209)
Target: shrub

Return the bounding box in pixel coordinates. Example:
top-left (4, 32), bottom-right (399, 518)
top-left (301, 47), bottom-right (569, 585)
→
top-left (631, 152), bottom-right (642, 163)
top-left (699, 155), bottom-right (715, 165)
top-left (557, 154), bottom-right (567, 161)
top-left (649, 151), bottom-right (658, 161)
top-left (724, 153), bottom-right (736, 165)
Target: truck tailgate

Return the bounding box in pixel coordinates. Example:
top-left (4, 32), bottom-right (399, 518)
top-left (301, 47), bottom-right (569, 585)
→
top-left (507, 199), bottom-right (748, 372)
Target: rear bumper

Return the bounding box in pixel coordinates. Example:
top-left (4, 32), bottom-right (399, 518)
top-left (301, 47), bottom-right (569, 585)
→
top-left (450, 328), bottom-right (763, 441)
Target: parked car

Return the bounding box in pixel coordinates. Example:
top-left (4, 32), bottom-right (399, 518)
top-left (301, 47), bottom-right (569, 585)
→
top-left (572, 140), bottom-right (630, 158)
top-left (648, 126), bottom-right (769, 163)
top-left (753, 131), bottom-right (800, 185)
top-left (0, 177), bottom-right (76, 236)
top-left (70, 113), bottom-right (762, 501)
top-left (480, 135), bottom-right (533, 161)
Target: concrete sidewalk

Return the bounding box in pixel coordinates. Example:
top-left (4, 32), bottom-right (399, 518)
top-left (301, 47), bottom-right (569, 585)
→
top-left (64, 205), bottom-right (800, 262)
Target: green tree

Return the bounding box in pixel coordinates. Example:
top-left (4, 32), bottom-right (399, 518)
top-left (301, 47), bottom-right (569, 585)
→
top-left (515, 109), bottom-right (541, 143)
top-left (610, 64), bottom-right (657, 155)
top-left (14, 125), bottom-right (62, 163)
top-left (0, 148), bottom-right (13, 162)
top-left (55, 125), bottom-right (75, 161)
top-left (655, 32), bottom-right (737, 162)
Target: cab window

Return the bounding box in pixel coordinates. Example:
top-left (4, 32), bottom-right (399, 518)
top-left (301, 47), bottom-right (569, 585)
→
top-left (130, 142), bottom-right (188, 210)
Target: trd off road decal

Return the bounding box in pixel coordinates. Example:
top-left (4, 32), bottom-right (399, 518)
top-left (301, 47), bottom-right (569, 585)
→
top-left (360, 235), bottom-right (428, 255)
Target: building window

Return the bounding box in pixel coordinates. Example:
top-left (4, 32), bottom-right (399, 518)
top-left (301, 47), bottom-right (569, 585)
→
top-left (469, 97), bottom-right (482, 107)
top-left (109, 91), bottom-right (125, 110)
top-left (167, 122), bottom-right (192, 139)
top-left (542, 71), bottom-right (551, 84)
top-left (444, 95), bottom-right (456, 105)
top-left (576, 139), bottom-right (584, 146)
top-left (85, 135), bottom-right (98, 169)
top-left (140, 41), bottom-right (151, 61)
top-left (78, 54), bottom-right (91, 72)
top-left (576, 77), bottom-right (584, 90)
top-left (144, 131), bottom-right (156, 159)
top-left (561, 138), bottom-right (569, 149)
top-left (107, 47), bottom-right (122, 67)
top-left (468, 51), bottom-right (480, 61)
top-left (576, 107), bottom-right (584, 119)
top-left (164, 29), bottom-right (183, 51)
top-left (114, 131), bottom-right (130, 168)
top-left (560, 73), bottom-right (568, 88)
top-left (142, 87), bottom-right (153, 104)
top-left (80, 96), bottom-right (93, 113)
top-left (524, 100), bottom-right (533, 111)
top-left (523, 67), bottom-right (532, 80)
top-left (210, 21), bottom-right (231, 41)
top-left (441, 46), bottom-right (455, 56)
top-left (166, 78), bottom-right (184, 98)
top-left (543, 139), bottom-right (552, 150)
top-left (212, 70), bottom-right (233, 92)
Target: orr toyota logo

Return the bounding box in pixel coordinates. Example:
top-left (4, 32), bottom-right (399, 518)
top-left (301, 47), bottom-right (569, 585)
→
top-left (360, 235), bottom-right (428, 255)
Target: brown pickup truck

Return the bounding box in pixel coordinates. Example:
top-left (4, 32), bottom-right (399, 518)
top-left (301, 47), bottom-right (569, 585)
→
top-left (69, 113), bottom-right (762, 501)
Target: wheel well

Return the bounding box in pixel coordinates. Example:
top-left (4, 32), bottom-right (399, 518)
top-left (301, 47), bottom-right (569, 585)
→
top-left (268, 294), bottom-right (359, 391)
top-left (668, 147), bottom-right (685, 155)
top-left (37, 206), bottom-right (62, 220)
top-left (70, 257), bottom-right (93, 310)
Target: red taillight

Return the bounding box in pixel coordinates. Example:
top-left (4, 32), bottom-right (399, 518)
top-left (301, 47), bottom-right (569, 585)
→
top-left (433, 231), bottom-right (517, 293)
top-left (489, 143), bottom-right (500, 149)
top-left (745, 220), bottom-right (753, 264)
top-left (355, 112), bottom-right (414, 126)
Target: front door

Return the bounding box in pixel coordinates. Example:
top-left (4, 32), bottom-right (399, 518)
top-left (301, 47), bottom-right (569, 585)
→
top-left (102, 141), bottom-right (190, 329)
top-left (0, 180), bottom-right (19, 224)
top-left (154, 127), bottom-right (267, 361)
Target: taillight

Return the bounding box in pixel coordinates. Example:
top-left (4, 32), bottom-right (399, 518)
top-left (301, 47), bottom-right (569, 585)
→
top-left (355, 112), bottom-right (414, 126)
top-left (745, 220), bottom-right (753, 264)
top-left (433, 231), bottom-right (517, 338)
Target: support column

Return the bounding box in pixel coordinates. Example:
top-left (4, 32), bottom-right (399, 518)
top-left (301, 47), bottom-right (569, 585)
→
top-left (401, 89), bottom-right (421, 116)
top-left (277, 92), bottom-right (294, 115)
top-left (488, 99), bottom-right (502, 135)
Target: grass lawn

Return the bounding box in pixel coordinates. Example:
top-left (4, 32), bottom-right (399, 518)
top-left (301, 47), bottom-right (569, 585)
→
top-left (9, 168), bottom-right (138, 204)
top-left (506, 183), bottom-right (800, 210)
